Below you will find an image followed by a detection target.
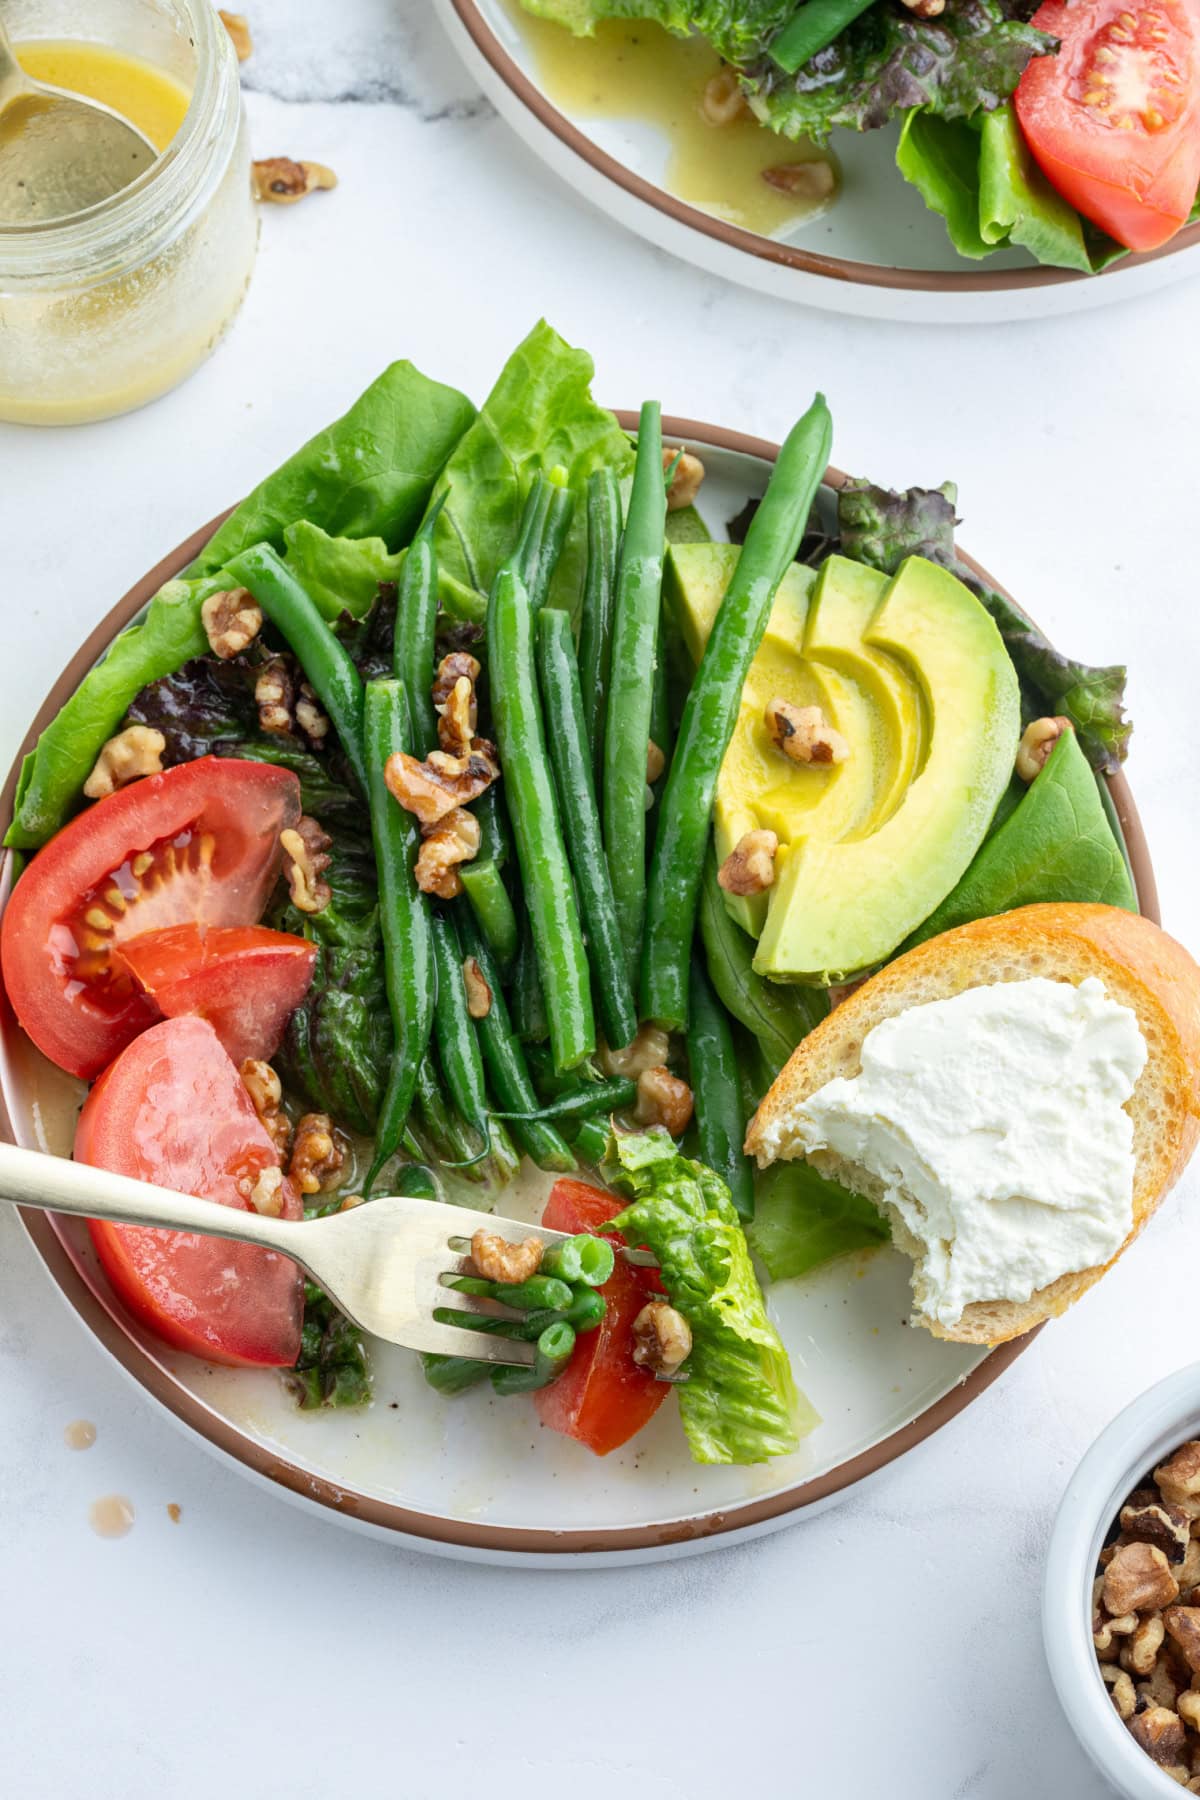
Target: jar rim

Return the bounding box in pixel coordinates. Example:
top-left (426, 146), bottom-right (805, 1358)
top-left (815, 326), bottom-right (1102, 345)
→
top-left (0, 0), bottom-right (239, 272)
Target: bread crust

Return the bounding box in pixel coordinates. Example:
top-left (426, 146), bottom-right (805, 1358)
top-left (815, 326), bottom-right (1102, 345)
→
top-left (745, 904), bottom-right (1200, 1345)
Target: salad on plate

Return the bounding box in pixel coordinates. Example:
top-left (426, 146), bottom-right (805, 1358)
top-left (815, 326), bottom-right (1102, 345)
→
top-left (0, 322), bottom-right (1151, 1469)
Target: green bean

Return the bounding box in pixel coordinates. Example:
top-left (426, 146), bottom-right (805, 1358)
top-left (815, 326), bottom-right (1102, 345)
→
top-left (539, 1234), bottom-right (615, 1288)
top-left (490, 1320), bottom-right (576, 1396)
top-left (511, 922), bottom-right (549, 1045)
top-left (488, 566), bottom-right (594, 1072)
top-left (490, 1076), bottom-right (636, 1123)
top-left (649, 615), bottom-right (673, 799)
top-left (513, 472), bottom-right (575, 609)
top-left (570, 1115), bottom-right (611, 1166)
top-left (421, 1353), bottom-right (490, 1396)
top-left (393, 494), bottom-right (446, 757)
top-left (459, 859), bottom-right (519, 970)
top-left (491, 1274), bottom-right (575, 1313)
top-left (431, 907), bottom-right (492, 1150)
top-left (535, 606), bottom-right (638, 1051)
top-left (362, 681), bottom-right (435, 1197)
top-left (226, 544), bottom-right (368, 792)
top-left (641, 395), bottom-right (833, 1030)
top-left (770, 0), bottom-right (878, 73)
top-left (578, 468), bottom-right (623, 783)
top-left (473, 785), bottom-right (511, 870)
top-left (457, 910), bottom-right (575, 1172)
top-left (521, 1288), bottom-right (607, 1338)
top-left (698, 845), bottom-right (827, 1076)
top-left (602, 400), bottom-right (666, 975)
top-left (687, 950), bottom-right (754, 1220)
top-left (413, 1054), bottom-right (486, 1183)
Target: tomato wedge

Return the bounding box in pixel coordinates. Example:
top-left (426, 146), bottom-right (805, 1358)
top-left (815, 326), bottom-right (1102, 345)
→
top-left (1016, 0), bottom-right (1200, 251)
top-left (534, 1179), bottom-right (666, 1457)
top-left (115, 923), bottom-right (316, 1066)
top-left (75, 1015), bottom-right (304, 1367)
top-left (1, 757), bottom-right (300, 1079)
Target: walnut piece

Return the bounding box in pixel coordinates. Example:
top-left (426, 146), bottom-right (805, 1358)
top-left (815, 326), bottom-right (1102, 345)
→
top-left (255, 660), bottom-right (294, 736)
top-left (288, 1112), bottom-right (346, 1196)
top-left (471, 1229), bottom-right (542, 1285)
top-left (1016, 715), bottom-right (1072, 782)
top-left (1159, 1445), bottom-right (1200, 1503)
top-left (766, 699), bottom-right (850, 766)
top-left (632, 1301), bottom-right (692, 1377)
top-left (662, 446), bottom-right (705, 512)
top-left (201, 587), bottom-right (262, 660)
top-left (1178, 1690), bottom-right (1200, 1732)
top-left (718, 828), bottom-right (778, 896)
top-left (1105, 1542), bottom-right (1181, 1616)
top-left (245, 1165), bottom-right (285, 1218)
top-left (1123, 1497), bottom-right (1193, 1564)
top-left (601, 1024), bottom-right (670, 1078)
top-left (701, 67), bottom-right (747, 125)
top-left (295, 682), bottom-right (330, 747)
top-left (762, 160), bottom-right (836, 201)
top-left (384, 741), bottom-right (499, 828)
top-left (646, 739), bottom-right (666, 786)
top-left (281, 818), bottom-right (332, 914)
top-left (415, 807), bottom-right (481, 900)
top-left (253, 158), bottom-right (337, 205)
top-left (1101, 1663), bottom-right (1137, 1720)
top-left (463, 956), bottom-right (492, 1021)
top-left (83, 726), bottom-right (165, 800)
top-left (1129, 1705), bottom-right (1188, 1768)
top-left (1095, 1613), bottom-right (1138, 1656)
top-left (432, 652), bottom-right (482, 710)
top-left (899, 0), bottom-right (946, 14)
top-left (1165, 1608), bottom-right (1200, 1674)
top-left (240, 1058), bottom-right (291, 1160)
top-left (1126, 1613), bottom-right (1167, 1676)
top-left (635, 1066), bottom-right (694, 1137)
top-left (219, 10), bottom-right (253, 59)
top-left (437, 677), bottom-right (477, 760)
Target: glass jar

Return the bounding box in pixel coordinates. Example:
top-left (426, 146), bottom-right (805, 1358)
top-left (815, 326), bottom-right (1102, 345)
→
top-left (0, 0), bottom-right (258, 425)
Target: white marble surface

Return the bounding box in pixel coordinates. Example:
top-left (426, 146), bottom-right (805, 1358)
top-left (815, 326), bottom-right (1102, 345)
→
top-left (2, 4), bottom-right (1200, 1794)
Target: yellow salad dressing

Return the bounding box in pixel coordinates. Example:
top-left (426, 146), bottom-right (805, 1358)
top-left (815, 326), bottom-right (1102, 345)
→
top-left (17, 40), bottom-right (191, 153)
top-left (505, 3), bottom-right (837, 236)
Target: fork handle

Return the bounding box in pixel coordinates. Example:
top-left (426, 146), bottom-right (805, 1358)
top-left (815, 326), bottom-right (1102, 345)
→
top-left (0, 1141), bottom-right (311, 1259)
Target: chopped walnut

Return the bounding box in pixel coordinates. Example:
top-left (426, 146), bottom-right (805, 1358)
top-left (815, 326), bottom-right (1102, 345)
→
top-left (1126, 1614), bottom-right (1168, 1677)
top-left (1105, 1543), bottom-right (1181, 1616)
top-left (1166, 1609), bottom-right (1200, 1675)
top-left (718, 828), bottom-right (778, 896)
top-left (766, 699), bottom-right (850, 766)
top-left (1095, 1614), bottom-right (1138, 1656)
top-left (219, 10), bottom-right (253, 59)
top-left (1179, 1539), bottom-right (1200, 1591)
top-left (701, 67), bottom-right (747, 125)
top-left (384, 741), bottom-right (499, 828)
top-left (601, 1024), bottom-right (671, 1078)
top-left (471, 1229), bottom-right (542, 1285)
top-left (1180, 1692), bottom-right (1200, 1733)
top-left (415, 807), bottom-right (480, 900)
top-left (432, 652), bottom-right (482, 710)
top-left (288, 1113), bottom-right (346, 1196)
top-left (635, 1066), bottom-right (694, 1137)
top-left (245, 1165), bottom-right (285, 1218)
top-left (1159, 1446), bottom-right (1200, 1504)
top-left (646, 739), bottom-right (666, 785)
top-left (662, 445), bottom-right (705, 512)
top-left (1016, 715), bottom-right (1072, 783)
top-left (899, 0), bottom-right (946, 14)
top-left (437, 677), bottom-right (477, 759)
top-left (255, 660), bottom-right (294, 736)
top-left (1104, 1664), bottom-right (1138, 1720)
top-left (281, 818), bottom-right (332, 914)
top-left (240, 1059), bottom-right (291, 1160)
top-left (83, 726), bottom-right (165, 800)
top-left (1138, 1651), bottom-right (1183, 1712)
top-left (1130, 1706), bottom-right (1189, 1768)
top-left (295, 682), bottom-right (330, 746)
top-left (463, 956), bottom-right (492, 1021)
top-left (632, 1301), bottom-right (692, 1377)
top-left (762, 159), bottom-right (836, 201)
top-left (1123, 1496), bottom-right (1193, 1564)
top-left (201, 587), bottom-right (262, 659)
top-left (253, 158), bottom-right (337, 205)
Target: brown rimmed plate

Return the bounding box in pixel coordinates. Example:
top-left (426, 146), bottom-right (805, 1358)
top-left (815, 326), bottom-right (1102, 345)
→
top-left (436, 0), bottom-right (1200, 324)
top-left (0, 414), bottom-right (1158, 1565)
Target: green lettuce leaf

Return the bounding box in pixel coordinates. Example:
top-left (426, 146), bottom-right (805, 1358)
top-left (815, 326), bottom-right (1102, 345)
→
top-left (698, 847), bottom-right (827, 1077)
top-left (835, 479), bottom-right (1131, 771)
top-left (742, 0), bottom-right (1054, 142)
top-left (896, 110), bottom-right (991, 258)
top-left (605, 1129), bottom-right (817, 1464)
top-left (747, 1162), bottom-right (888, 1282)
top-left (426, 320), bottom-right (635, 617)
top-left (8, 361), bottom-right (476, 850)
top-left (519, 0), bottom-right (797, 61)
top-left (282, 522), bottom-right (405, 621)
top-left (900, 724), bottom-right (1135, 949)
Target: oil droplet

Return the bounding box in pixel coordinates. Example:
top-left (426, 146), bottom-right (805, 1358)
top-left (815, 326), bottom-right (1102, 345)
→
top-left (64, 1419), bottom-right (96, 1450)
top-left (89, 1494), bottom-right (134, 1538)
top-left (166, 1502), bottom-right (181, 1524)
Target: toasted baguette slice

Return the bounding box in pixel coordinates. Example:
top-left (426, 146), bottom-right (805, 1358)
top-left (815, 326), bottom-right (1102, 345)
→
top-left (745, 904), bottom-right (1200, 1346)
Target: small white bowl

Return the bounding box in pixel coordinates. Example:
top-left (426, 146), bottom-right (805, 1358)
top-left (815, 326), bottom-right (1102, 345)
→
top-left (1044, 1363), bottom-right (1200, 1798)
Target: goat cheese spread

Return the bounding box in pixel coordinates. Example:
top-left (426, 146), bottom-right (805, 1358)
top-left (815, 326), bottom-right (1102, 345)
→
top-left (783, 977), bottom-right (1147, 1327)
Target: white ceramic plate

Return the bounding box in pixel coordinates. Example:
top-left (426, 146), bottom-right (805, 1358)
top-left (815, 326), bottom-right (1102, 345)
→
top-left (0, 417), bottom-right (1156, 1566)
top-left (435, 0), bottom-right (1200, 323)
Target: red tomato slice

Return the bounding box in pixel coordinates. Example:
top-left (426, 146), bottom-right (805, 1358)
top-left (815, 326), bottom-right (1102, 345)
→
top-left (534, 1178), bottom-right (667, 1457)
top-left (1, 757), bottom-right (300, 1079)
top-left (115, 923), bottom-right (316, 1066)
top-left (1016, 0), bottom-right (1200, 251)
top-left (75, 1014), bottom-right (304, 1367)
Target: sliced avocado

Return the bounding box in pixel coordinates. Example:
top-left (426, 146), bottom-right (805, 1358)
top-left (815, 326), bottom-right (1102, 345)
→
top-left (755, 556), bottom-right (1020, 983)
top-left (898, 725), bottom-right (1136, 952)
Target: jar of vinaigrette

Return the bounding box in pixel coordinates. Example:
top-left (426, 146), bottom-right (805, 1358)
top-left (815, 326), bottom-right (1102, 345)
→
top-left (0, 0), bottom-right (258, 424)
